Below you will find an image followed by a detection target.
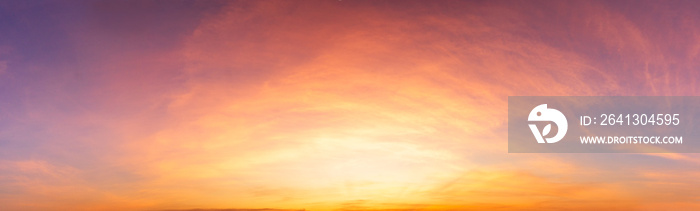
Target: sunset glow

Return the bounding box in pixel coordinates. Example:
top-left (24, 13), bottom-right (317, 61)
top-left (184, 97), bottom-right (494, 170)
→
top-left (2, 0), bottom-right (700, 210)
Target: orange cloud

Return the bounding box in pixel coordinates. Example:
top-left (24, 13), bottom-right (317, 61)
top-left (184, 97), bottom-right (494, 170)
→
top-left (105, 1), bottom-right (700, 210)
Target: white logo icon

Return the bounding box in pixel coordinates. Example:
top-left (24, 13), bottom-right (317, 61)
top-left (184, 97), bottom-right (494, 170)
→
top-left (528, 104), bottom-right (568, 143)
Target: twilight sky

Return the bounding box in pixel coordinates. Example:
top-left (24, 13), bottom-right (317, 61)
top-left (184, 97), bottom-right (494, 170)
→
top-left (2, 0), bottom-right (700, 210)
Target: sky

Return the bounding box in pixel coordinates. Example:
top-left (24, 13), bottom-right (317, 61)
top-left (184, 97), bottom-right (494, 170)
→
top-left (1, 0), bottom-right (700, 210)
